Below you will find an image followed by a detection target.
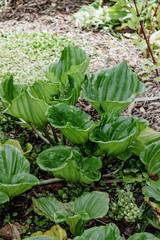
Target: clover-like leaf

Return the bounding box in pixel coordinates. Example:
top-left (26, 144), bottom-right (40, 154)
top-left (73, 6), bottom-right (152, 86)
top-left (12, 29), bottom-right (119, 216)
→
top-left (47, 103), bottom-right (97, 144)
top-left (82, 61), bottom-right (145, 115)
top-left (0, 145), bottom-right (39, 198)
top-left (140, 141), bottom-right (160, 175)
top-left (74, 223), bottom-right (124, 240)
top-left (90, 116), bottom-right (148, 156)
top-left (37, 146), bottom-right (102, 184)
top-left (33, 191), bottom-right (109, 236)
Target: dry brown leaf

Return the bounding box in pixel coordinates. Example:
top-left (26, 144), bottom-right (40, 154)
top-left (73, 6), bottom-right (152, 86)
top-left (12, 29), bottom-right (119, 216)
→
top-left (0, 222), bottom-right (22, 240)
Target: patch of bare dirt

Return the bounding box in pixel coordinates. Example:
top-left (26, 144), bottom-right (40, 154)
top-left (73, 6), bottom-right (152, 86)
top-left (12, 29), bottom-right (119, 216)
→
top-left (0, 0), bottom-right (94, 20)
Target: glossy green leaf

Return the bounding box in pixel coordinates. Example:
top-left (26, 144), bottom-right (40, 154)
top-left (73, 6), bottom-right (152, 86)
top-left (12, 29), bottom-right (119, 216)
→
top-left (128, 232), bottom-right (159, 240)
top-left (73, 191), bottom-right (109, 219)
top-left (47, 103), bottom-right (97, 144)
top-left (33, 191), bottom-right (109, 236)
top-left (0, 191), bottom-right (9, 204)
top-left (37, 146), bottom-right (102, 183)
top-left (90, 116), bottom-right (148, 156)
top-left (131, 127), bottom-right (160, 155)
top-left (82, 61), bottom-right (145, 115)
top-left (140, 141), bottom-right (160, 175)
top-left (5, 88), bottom-right (49, 130)
top-left (143, 179), bottom-right (160, 201)
top-left (0, 145), bottom-right (39, 198)
top-left (74, 223), bottom-right (124, 240)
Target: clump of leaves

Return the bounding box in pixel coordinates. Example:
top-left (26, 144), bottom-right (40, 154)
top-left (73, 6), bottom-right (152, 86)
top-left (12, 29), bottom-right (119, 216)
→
top-left (32, 191), bottom-right (109, 236)
top-left (109, 188), bottom-right (142, 222)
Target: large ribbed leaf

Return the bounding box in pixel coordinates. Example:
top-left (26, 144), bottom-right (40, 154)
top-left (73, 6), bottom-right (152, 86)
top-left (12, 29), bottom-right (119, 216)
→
top-left (82, 61), bottom-right (145, 115)
top-left (37, 146), bottom-right (102, 183)
top-left (74, 223), bottom-right (124, 240)
top-left (33, 191), bottom-right (109, 236)
top-left (73, 191), bottom-right (109, 219)
top-left (90, 116), bottom-right (148, 156)
top-left (47, 104), bottom-right (97, 144)
top-left (0, 192), bottom-right (9, 204)
top-left (28, 80), bottom-right (59, 104)
top-left (32, 196), bottom-right (69, 223)
top-left (45, 45), bottom-right (89, 83)
top-left (5, 88), bottom-right (49, 130)
top-left (0, 73), bottom-right (23, 103)
top-left (0, 145), bottom-right (39, 198)
top-left (143, 179), bottom-right (160, 201)
top-left (66, 191), bottom-right (109, 235)
top-left (131, 127), bottom-right (160, 155)
top-left (140, 141), bottom-right (160, 175)
top-left (128, 232), bottom-right (159, 240)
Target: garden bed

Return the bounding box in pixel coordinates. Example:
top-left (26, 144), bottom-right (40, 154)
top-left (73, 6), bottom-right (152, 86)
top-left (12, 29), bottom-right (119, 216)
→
top-left (0, 1), bottom-right (160, 240)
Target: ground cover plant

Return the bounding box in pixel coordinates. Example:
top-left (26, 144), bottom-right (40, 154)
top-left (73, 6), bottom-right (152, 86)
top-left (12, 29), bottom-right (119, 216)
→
top-left (0, 32), bottom-right (74, 83)
top-left (0, 44), bottom-right (160, 240)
